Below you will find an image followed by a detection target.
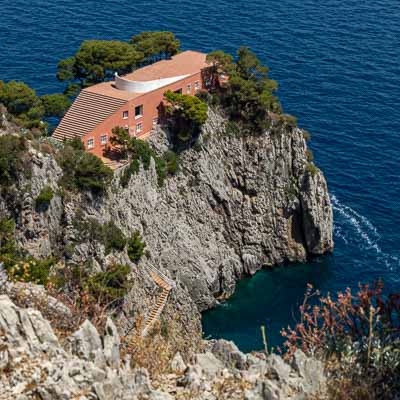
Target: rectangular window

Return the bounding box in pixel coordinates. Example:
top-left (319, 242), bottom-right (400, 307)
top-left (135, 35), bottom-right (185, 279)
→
top-left (174, 88), bottom-right (182, 95)
top-left (100, 134), bottom-right (107, 145)
top-left (152, 117), bottom-right (158, 128)
top-left (136, 123), bottom-right (143, 133)
top-left (186, 84), bottom-right (191, 94)
top-left (194, 81), bottom-right (200, 92)
top-left (123, 111), bottom-right (129, 119)
top-left (135, 105), bottom-right (143, 118)
top-left (87, 138), bottom-right (94, 149)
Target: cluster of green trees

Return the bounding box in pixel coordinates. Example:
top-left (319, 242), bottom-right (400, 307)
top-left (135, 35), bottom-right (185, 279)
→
top-left (206, 47), bottom-right (282, 133)
top-left (0, 80), bottom-right (70, 130)
top-left (163, 90), bottom-right (208, 148)
top-left (0, 135), bottom-right (29, 186)
top-left (57, 137), bottom-right (113, 194)
top-left (57, 31), bottom-right (180, 95)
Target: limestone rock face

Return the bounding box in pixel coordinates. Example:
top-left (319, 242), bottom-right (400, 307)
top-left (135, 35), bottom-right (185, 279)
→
top-left (0, 296), bottom-right (327, 400)
top-left (0, 108), bottom-right (333, 321)
top-left (0, 296), bottom-right (172, 400)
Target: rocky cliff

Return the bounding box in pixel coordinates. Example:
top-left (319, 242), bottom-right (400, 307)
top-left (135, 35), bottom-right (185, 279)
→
top-left (0, 295), bottom-right (327, 400)
top-left (0, 107), bottom-right (333, 331)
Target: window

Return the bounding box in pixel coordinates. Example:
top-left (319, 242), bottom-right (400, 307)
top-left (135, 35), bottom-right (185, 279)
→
top-left (186, 84), bottom-right (191, 94)
top-left (152, 117), bottom-right (158, 128)
top-left (123, 111), bottom-right (129, 119)
top-left (174, 88), bottom-right (182, 94)
top-left (135, 105), bottom-right (143, 118)
top-left (100, 135), bottom-right (107, 146)
top-left (136, 123), bottom-right (143, 133)
top-left (194, 81), bottom-right (200, 92)
top-left (87, 138), bottom-right (94, 149)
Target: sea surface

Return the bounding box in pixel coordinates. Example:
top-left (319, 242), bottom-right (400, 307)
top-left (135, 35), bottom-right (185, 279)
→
top-left (1, 0), bottom-right (399, 352)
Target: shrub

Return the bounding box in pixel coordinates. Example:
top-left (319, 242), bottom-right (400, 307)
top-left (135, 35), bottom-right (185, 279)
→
top-left (225, 120), bottom-right (241, 136)
top-left (35, 186), bottom-right (54, 210)
top-left (284, 114), bottom-right (297, 128)
top-left (163, 150), bottom-right (179, 175)
top-left (57, 141), bottom-right (113, 193)
top-left (127, 231), bottom-right (146, 263)
top-left (0, 217), bottom-right (18, 268)
top-left (103, 221), bottom-right (126, 253)
top-left (72, 217), bottom-right (126, 255)
top-left (306, 162), bottom-right (319, 176)
top-left (118, 137), bottom-right (167, 187)
top-left (0, 135), bottom-right (28, 185)
top-left (7, 257), bottom-right (54, 285)
top-left (85, 264), bottom-right (131, 305)
top-left (281, 282), bottom-right (400, 399)
top-left (120, 159), bottom-right (140, 187)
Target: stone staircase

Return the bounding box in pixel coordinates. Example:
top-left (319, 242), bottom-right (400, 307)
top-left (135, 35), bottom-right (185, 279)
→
top-left (141, 267), bottom-right (175, 337)
top-left (102, 158), bottom-right (129, 171)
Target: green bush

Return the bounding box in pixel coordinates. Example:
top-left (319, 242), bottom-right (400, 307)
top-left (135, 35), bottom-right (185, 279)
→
top-left (0, 217), bottom-right (18, 269)
top-left (7, 257), bottom-right (54, 285)
top-left (117, 137), bottom-right (168, 187)
top-left (306, 162), bottom-right (319, 176)
top-left (163, 150), bottom-right (179, 175)
top-left (0, 135), bottom-right (28, 185)
top-left (127, 231), bottom-right (146, 263)
top-left (85, 264), bottom-right (131, 304)
top-left (57, 140), bottom-right (113, 194)
top-left (225, 120), bottom-right (241, 136)
top-left (35, 186), bottom-right (54, 210)
top-left (72, 217), bottom-right (126, 255)
top-left (103, 221), bottom-right (126, 253)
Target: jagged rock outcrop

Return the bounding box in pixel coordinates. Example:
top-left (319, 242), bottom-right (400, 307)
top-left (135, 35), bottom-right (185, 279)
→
top-left (0, 297), bottom-right (327, 400)
top-left (0, 108), bottom-right (333, 319)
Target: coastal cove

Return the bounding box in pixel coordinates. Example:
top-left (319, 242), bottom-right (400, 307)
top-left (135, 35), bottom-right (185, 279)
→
top-left (1, 0), bottom-right (400, 355)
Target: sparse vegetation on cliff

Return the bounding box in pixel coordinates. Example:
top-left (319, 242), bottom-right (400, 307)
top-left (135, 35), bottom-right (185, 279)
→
top-left (35, 186), bottom-right (54, 210)
top-left (127, 230), bottom-right (146, 263)
top-left (57, 139), bottom-right (113, 193)
top-left (110, 127), bottom-right (178, 187)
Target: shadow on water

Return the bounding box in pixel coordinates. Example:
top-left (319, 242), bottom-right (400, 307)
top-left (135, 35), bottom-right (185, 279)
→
top-left (202, 255), bottom-right (335, 353)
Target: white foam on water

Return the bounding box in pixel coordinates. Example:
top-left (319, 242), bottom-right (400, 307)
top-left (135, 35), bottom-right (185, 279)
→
top-left (331, 194), bottom-right (399, 271)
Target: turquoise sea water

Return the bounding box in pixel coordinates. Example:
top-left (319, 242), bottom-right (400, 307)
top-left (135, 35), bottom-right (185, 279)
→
top-left (1, 0), bottom-right (399, 352)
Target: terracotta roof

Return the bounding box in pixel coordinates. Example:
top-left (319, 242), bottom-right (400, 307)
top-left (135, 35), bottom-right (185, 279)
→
top-left (124, 50), bottom-right (208, 81)
top-left (83, 50), bottom-right (208, 100)
top-left (53, 91), bottom-right (127, 140)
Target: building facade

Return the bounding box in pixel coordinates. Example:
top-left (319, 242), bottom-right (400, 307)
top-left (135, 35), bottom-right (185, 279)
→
top-left (53, 51), bottom-right (210, 159)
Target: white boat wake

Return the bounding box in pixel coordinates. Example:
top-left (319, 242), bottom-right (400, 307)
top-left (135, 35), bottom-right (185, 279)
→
top-left (331, 194), bottom-right (399, 272)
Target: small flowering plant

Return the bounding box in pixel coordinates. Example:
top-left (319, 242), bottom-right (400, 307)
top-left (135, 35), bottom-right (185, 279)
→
top-left (281, 282), bottom-right (400, 398)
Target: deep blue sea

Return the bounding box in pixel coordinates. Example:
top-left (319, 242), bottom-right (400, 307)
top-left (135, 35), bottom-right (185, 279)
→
top-left (1, 0), bottom-right (399, 352)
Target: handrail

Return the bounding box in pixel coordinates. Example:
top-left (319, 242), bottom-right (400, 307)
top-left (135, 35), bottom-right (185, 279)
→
top-left (144, 264), bottom-right (176, 289)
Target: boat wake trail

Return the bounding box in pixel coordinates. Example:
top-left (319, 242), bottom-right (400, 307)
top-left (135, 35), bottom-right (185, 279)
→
top-left (331, 194), bottom-right (399, 271)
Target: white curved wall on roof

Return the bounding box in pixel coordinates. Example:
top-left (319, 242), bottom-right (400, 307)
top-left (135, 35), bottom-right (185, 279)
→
top-left (114, 73), bottom-right (190, 93)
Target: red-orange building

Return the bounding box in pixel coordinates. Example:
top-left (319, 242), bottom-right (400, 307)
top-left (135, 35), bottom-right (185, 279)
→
top-left (53, 51), bottom-right (210, 158)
